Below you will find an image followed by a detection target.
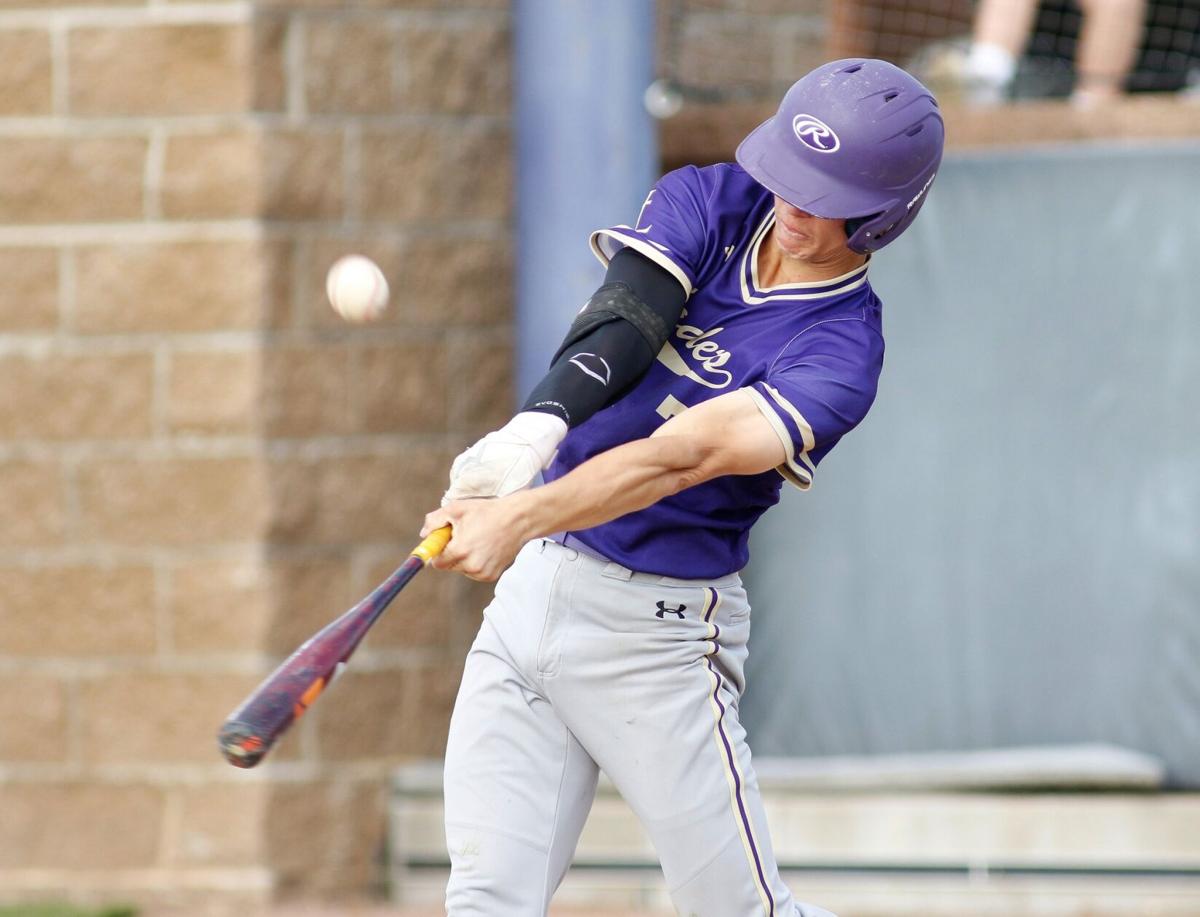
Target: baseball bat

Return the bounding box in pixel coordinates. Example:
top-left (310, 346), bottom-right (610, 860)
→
top-left (217, 525), bottom-right (452, 768)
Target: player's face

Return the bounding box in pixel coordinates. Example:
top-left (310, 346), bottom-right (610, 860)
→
top-left (771, 196), bottom-right (851, 264)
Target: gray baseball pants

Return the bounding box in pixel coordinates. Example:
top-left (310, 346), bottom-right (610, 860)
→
top-left (442, 538), bottom-right (837, 917)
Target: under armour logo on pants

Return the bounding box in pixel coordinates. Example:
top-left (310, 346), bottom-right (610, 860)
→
top-left (655, 601), bottom-right (687, 619)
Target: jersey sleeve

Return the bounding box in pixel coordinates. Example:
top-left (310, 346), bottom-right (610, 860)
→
top-left (745, 318), bottom-right (884, 490)
top-left (589, 166), bottom-right (714, 297)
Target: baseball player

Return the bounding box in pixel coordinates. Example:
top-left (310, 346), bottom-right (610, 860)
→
top-left (422, 59), bottom-right (944, 916)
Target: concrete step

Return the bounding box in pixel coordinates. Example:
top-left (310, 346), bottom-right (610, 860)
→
top-left (393, 869), bottom-right (1200, 917)
top-left (390, 750), bottom-right (1200, 916)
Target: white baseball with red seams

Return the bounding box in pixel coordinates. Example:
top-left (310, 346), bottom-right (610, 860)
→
top-left (326, 254), bottom-right (389, 322)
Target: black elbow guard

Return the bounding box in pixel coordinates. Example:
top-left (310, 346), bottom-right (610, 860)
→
top-left (551, 281), bottom-right (671, 366)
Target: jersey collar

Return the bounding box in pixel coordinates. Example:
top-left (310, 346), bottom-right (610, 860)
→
top-left (739, 213), bottom-right (870, 305)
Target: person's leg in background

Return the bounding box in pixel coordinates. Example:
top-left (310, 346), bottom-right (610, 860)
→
top-left (1073, 0), bottom-right (1148, 105)
top-left (963, 0), bottom-right (1042, 103)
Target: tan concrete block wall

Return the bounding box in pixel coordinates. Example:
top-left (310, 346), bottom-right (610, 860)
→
top-left (0, 0), bottom-right (512, 910)
top-left (69, 23), bottom-right (254, 115)
top-left (0, 136), bottom-right (149, 222)
top-left (0, 29), bottom-right (53, 114)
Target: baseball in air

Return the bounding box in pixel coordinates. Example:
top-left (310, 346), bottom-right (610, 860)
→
top-left (326, 255), bottom-right (389, 322)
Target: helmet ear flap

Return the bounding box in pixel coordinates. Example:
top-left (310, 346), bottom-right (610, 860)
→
top-left (844, 213), bottom-right (883, 252)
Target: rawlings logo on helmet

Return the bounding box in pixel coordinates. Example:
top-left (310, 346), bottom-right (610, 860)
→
top-left (792, 114), bottom-right (840, 153)
top-left (906, 171), bottom-right (936, 210)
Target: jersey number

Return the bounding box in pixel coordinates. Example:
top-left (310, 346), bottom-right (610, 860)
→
top-left (655, 394), bottom-right (688, 421)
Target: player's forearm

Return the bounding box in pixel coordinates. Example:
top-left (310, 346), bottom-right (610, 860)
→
top-left (508, 434), bottom-right (714, 540)
top-left (425, 391), bottom-right (787, 581)
top-left (505, 389), bottom-right (787, 541)
top-left (521, 249), bottom-right (686, 428)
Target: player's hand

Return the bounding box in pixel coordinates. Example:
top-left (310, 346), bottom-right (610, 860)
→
top-left (442, 412), bottom-right (567, 505)
top-left (421, 496), bottom-right (532, 582)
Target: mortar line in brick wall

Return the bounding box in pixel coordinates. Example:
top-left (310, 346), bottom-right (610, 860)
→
top-left (57, 246), bottom-right (76, 336)
top-left (0, 2), bottom-right (252, 31)
top-left (770, 25), bottom-right (794, 84)
top-left (270, 7), bottom-right (511, 35)
top-left (344, 121), bottom-right (362, 225)
top-left (50, 21), bottom-right (68, 116)
top-left (442, 319), bottom-right (458, 437)
top-left (0, 330), bottom-right (263, 357)
top-left (0, 654), bottom-right (300, 678)
top-left (61, 448), bottom-right (83, 549)
top-left (338, 647), bottom-right (445, 671)
top-left (64, 671), bottom-right (84, 766)
top-left (151, 342), bottom-right (169, 439)
top-left (346, 332), bottom-right (363, 433)
top-left (297, 699), bottom-right (319, 762)
top-left (392, 11), bottom-right (410, 104)
top-left (153, 547), bottom-right (174, 657)
top-left (267, 217), bottom-right (510, 245)
top-left (284, 15), bottom-right (306, 123)
top-left (157, 786), bottom-right (185, 869)
top-left (0, 220), bottom-right (263, 247)
top-left (0, 759), bottom-right (400, 785)
top-left (0, 762), bottom-right (89, 783)
top-left (0, 544), bottom-right (260, 567)
top-left (257, 432), bottom-right (452, 459)
top-left (385, 8), bottom-right (510, 29)
top-left (347, 546), bottom-right (372, 605)
top-left (272, 111), bottom-right (511, 129)
top-left (0, 114), bottom-right (258, 136)
top-left (253, 325), bottom-right (501, 350)
top-left (0, 431), bottom-right (450, 463)
top-left (287, 233), bottom-right (309, 329)
top-left (261, 541), bottom-right (363, 561)
top-left (0, 111), bottom-right (508, 136)
top-left (144, 127), bottom-right (167, 222)
top-left (446, 325), bottom-right (498, 432)
top-left (0, 866), bottom-right (277, 893)
top-left (323, 778), bottom-right (356, 873)
top-left (0, 436), bottom-right (262, 462)
top-left (0, 322), bottom-right (519, 355)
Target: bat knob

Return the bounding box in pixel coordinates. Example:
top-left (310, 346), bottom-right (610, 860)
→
top-left (217, 721), bottom-right (269, 768)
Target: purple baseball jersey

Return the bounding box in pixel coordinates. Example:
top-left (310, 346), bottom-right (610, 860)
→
top-left (543, 163), bottom-right (885, 578)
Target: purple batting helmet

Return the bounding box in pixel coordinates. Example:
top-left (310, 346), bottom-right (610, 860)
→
top-left (736, 58), bottom-right (944, 253)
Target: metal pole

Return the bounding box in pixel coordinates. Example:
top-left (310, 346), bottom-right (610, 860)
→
top-left (513, 0), bottom-right (659, 398)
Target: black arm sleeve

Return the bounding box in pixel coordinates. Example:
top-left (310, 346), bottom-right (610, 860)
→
top-left (520, 248), bottom-right (687, 427)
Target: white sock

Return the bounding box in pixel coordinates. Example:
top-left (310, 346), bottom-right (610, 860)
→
top-left (964, 42), bottom-right (1017, 86)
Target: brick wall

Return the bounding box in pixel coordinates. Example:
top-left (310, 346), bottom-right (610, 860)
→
top-left (0, 0), bottom-right (510, 909)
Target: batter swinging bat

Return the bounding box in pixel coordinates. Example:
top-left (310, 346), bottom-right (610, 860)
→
top-left (217, 525), bottom-right (452, 768)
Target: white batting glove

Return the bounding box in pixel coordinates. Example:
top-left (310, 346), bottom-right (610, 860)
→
top-left (442, 411), bottom-right (569, 505)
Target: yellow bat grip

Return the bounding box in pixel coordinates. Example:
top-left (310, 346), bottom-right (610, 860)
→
top-left (411, 525), bottom-right (452, 564)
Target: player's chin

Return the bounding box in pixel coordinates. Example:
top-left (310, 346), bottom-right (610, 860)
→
top-left (776, 235), bottom-right (819, 259)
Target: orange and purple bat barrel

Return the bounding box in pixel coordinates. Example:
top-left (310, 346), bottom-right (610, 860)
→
top-left (217, 526), bottom-right (451, 768)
